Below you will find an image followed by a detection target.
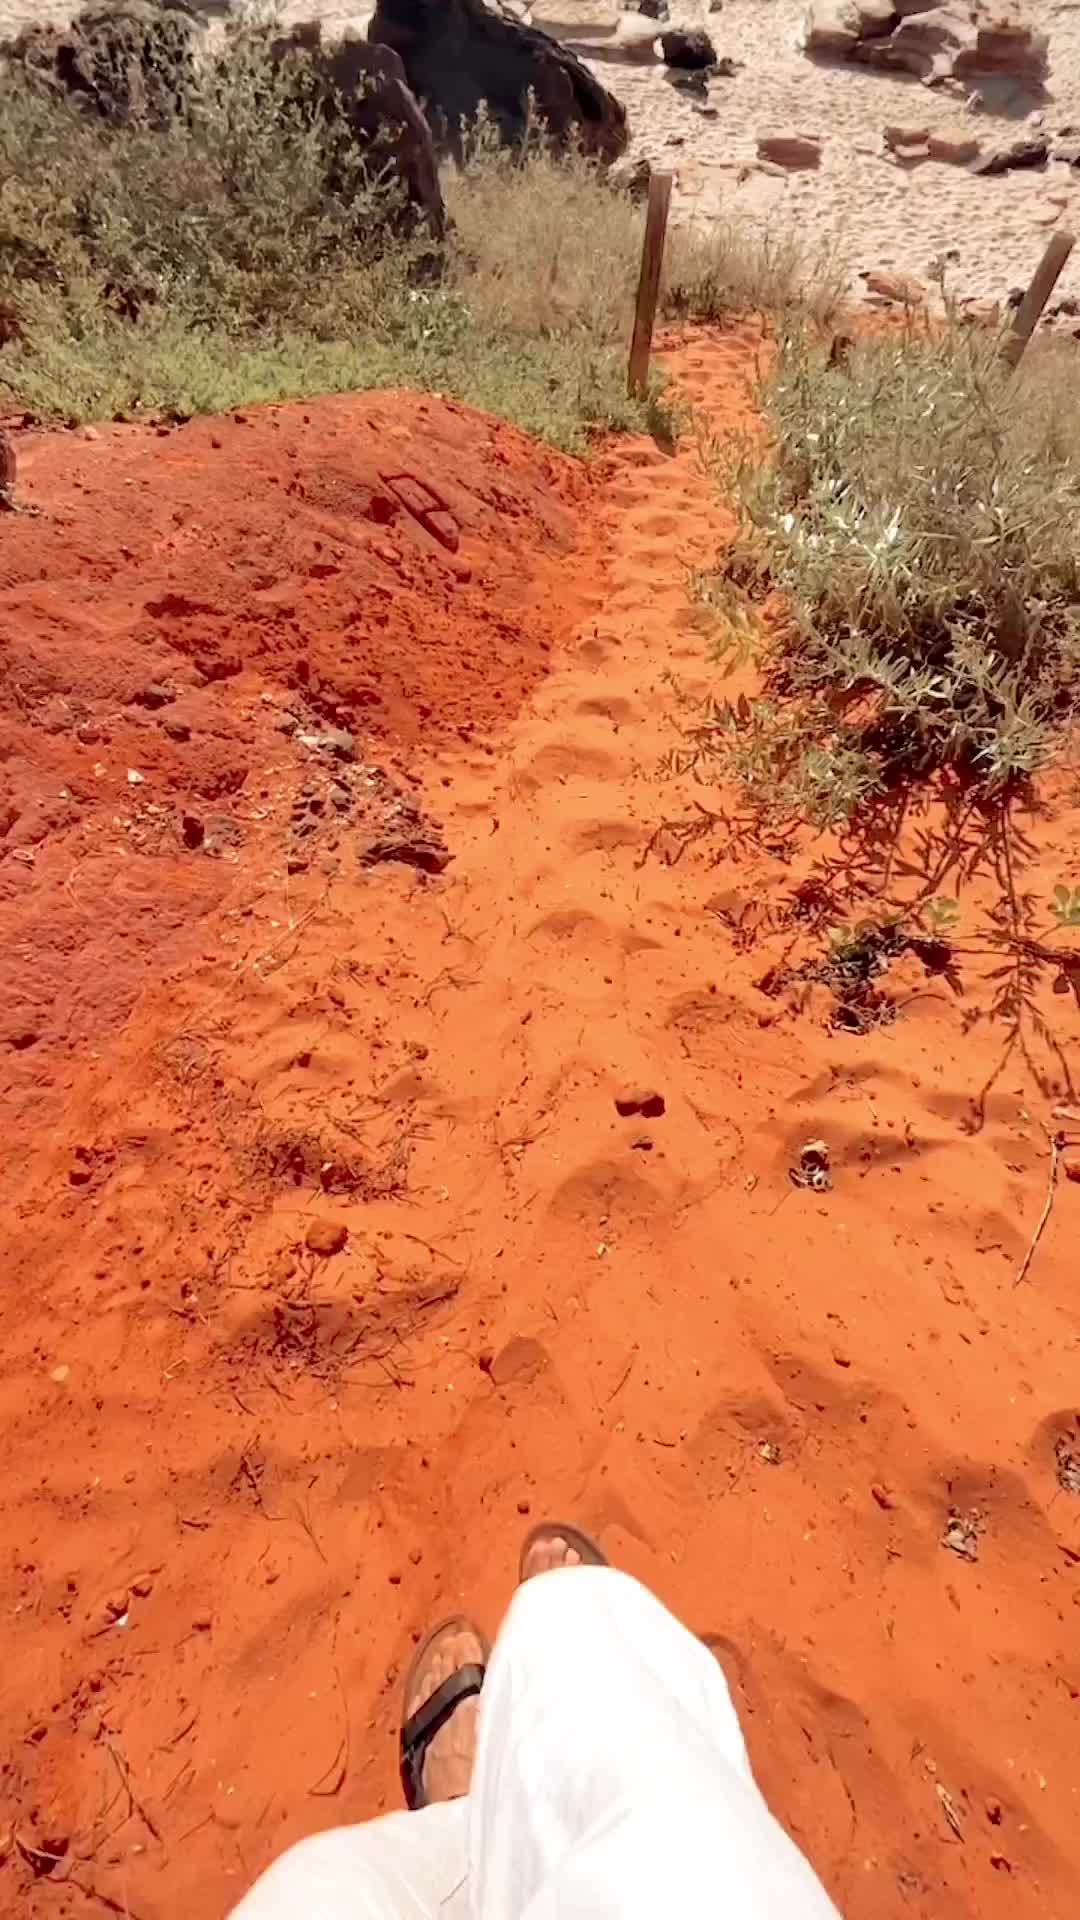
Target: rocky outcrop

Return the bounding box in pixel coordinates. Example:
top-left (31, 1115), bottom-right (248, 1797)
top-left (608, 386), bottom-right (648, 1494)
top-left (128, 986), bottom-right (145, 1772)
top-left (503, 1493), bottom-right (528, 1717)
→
top-left (368, 0), bottom-right (629, 161)
top-left (804, 0), bottom-right (1047, 92)
top-left (270, 27), bottom-right (446, 240)
top-left (4, 1), bottom-right (199, 125)
top-left (804, 0), bottom-right (894, 56)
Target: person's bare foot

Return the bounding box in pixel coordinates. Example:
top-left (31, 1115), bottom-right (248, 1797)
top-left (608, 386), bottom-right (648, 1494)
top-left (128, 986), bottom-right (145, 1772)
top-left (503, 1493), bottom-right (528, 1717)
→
top-left (403, 1620), bottom-right (485, 1803)
top-left (520, 1523), bottom-right (606, 1581)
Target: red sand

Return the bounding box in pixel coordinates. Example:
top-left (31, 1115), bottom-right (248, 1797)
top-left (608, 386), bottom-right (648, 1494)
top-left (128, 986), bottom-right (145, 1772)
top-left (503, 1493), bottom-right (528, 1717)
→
top-left (2, 336), bottom-right (1079, 1919)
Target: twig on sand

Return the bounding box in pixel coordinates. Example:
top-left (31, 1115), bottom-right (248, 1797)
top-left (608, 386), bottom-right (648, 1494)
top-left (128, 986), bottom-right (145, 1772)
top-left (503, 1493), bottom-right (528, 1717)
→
top-left (103, 1736), bottom-right (163, 1845)
top-left (66, 1878), bottom-right (145, 1919)
top-left (1014, 1125), bottom-right (1065, 1288)
top-left (309, 1614), bottom-right (350, 1798)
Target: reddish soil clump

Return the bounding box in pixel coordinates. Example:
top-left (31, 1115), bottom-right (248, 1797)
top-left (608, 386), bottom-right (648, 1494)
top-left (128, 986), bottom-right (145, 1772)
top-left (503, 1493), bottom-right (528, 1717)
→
top-left (2, 340), bottom-right (1080, 1920)
top-left (0, 391), bottom-right (591, 1127)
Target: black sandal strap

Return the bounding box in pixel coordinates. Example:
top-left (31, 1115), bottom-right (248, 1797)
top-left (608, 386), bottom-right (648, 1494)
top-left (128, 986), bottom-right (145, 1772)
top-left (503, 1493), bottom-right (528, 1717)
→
top-left (399, 1662), bottom-right (486, 1810)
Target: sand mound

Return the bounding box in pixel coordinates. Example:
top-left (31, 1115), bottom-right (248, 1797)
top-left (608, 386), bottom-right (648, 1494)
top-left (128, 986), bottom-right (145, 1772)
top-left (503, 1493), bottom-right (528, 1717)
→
top-left (0, 391), bottom-right (591, 1128)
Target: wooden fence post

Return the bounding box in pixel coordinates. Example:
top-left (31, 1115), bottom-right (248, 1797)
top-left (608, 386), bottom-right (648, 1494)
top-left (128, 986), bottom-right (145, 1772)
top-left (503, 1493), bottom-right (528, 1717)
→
top-left (1001, 230), bottom-right (1075, 372)
top-left (627, 172), bottom-right (673, 399)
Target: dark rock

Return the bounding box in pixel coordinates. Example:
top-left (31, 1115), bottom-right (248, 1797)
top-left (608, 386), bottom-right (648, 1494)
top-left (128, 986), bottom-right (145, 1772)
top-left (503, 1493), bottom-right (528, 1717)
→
top-left (970, 135), bottom-right (1049, 175)
top-left (132, 683), bottom-right (174, 710)
top-left (368, 0), bottom-right (628, 162)
top-left (637, 0), bottom-right (668, 16)
top-left (614, 1087), bottom-right (666, 1118)
top-left (359, 829), bottom-right (452, 874)
top-left (660, 26), bottom-right (716, 67)
top-left (329, 782), bottom-right (352, 812)
top-left (5, 3), bottom-right (199, 127)
top-left (161, 716), bottom-right (191, 741)
top-left (269, 27), bottom-right (446, 239)
top-left (181, 811), bottom-right (205, 850)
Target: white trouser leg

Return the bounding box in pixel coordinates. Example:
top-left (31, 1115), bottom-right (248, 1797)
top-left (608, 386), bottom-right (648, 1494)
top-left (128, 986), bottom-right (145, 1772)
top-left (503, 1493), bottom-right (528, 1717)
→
top-left (467, 1567), bottom-right (839, 1920)
top-left (229, 1567), bottom-right (839, 1920)
top-left (227, 1798), bottom-right (467, 1920)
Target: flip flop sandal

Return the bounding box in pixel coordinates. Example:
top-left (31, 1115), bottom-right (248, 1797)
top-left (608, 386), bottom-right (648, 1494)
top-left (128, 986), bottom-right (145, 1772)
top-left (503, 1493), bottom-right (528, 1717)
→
top-left (399, 1614), bottom-right (490, 1811)
top-left (519, 1521), bottom-right (608, 1581)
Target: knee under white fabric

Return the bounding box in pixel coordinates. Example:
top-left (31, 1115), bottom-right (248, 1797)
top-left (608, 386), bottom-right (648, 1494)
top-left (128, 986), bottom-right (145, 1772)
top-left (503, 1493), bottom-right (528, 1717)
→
top-left (229, 1566), bottom-right (839, 1920)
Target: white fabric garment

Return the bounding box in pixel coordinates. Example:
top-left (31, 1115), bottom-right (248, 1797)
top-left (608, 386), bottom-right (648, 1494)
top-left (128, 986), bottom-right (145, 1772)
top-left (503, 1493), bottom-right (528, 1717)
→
top-left (229, 1566), bottom-right (840, 1920)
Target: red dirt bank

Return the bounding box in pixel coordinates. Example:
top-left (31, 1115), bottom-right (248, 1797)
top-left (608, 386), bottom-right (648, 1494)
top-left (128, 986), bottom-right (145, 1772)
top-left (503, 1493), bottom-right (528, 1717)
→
top-left (2, 340), bottom-right (1079, 1920)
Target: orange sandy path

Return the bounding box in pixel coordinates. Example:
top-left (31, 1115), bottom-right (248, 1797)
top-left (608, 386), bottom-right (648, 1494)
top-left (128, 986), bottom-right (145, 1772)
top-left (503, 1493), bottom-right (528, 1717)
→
top-left (3, 330), bottom-right (1079, 1919)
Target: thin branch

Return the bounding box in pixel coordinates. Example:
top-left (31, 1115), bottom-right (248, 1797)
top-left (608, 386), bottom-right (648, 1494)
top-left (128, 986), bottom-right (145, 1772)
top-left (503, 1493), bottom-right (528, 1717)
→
top-left (1014, 1127), bottom-right (1064, 1288)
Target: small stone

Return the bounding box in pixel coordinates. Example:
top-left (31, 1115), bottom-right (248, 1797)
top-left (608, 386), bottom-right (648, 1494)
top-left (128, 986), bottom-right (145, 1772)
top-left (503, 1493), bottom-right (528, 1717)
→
top-left (660, 26), bottom-right (716, 67)
top-left (986, 1797), bottom-right (1003, 1825)
top-left (104, 1591), bottom-right (128, 1621)
top-left (81, 426), bottom-right (100, 441)
top-left (833, 1351), bottom-right (852, 1368)
top-left (130, 1575), bottom-right (153, 1598)
top-left (631, 1135), bottom-right (654, 1151)
top-left (133, 684), bottom-right (174, 711)
top-left (299, 727), bottom-right (356, 762)
top-left (329, 784), bottom-right (351, 813)
top-left (517, 1498), bottom-right (531, 1514)
top-left (287, 856), bottom-right (309, 875)
top-left (388, 1570), bottom-right (402, 1586)
top-left (928, 126), bottom-right (980, 164)
top-left (162, 717), bottom-right (191, 742)
top-left (757, 131), bottom-right (822, 170)
top-left (181, 812), bottom-right (205, 850)
top-left (192, 1610), bottom-right (213, 1631)
top-left (76, 722), bottom-right (101, 745)
top-left (50, 1364), bottom-right (70, 1384)
top-left (477, 1348), bottom-right (494, 1374)
top-left (871, 1483), bottom-right (895, 1509)
top-left (884, 122), bottom-right (929, 150)
top-left (305, 1218), bottom-right (348, 1257)
top-left (408, 1547), bottom-right (423, 1565)
top-left (861, 268), bottom-right (927, 306)
top-left (614, 1088), bottom-right (666, 1118)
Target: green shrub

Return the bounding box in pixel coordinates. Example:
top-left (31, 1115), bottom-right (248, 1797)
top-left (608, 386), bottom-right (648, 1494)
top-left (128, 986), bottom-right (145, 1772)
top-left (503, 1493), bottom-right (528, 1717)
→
top-left (683, 326), bottom-right (1080, 824)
